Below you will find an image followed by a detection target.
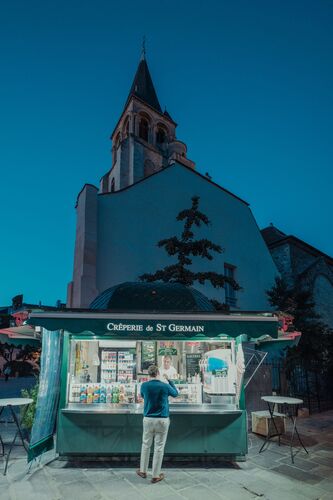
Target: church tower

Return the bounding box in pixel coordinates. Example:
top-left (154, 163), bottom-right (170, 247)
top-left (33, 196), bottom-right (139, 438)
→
top-left (100, 53), bottom-right (195, 193)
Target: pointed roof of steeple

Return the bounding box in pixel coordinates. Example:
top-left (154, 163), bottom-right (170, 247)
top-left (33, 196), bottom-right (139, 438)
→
top-left (126, 56), bottom-right (162, 113)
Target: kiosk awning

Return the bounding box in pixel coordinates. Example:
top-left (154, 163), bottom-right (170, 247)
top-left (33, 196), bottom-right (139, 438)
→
top-left (28, 311), bottom-right (279, 339)
top-left (0, 331), bottom-right (40, 347)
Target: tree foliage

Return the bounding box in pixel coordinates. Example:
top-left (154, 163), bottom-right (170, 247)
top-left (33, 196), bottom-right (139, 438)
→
top-left (267, 277), bottom-right (333, 373)
top-left (140, 196), bottom-right (241, 305)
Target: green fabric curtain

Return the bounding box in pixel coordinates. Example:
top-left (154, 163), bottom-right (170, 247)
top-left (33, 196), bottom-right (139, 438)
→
top-left (28, 329), bottom-right (62, 462)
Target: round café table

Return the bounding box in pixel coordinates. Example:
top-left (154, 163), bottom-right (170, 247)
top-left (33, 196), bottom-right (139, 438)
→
top-left (0, 398), bottom-right (33, 475)
top-left (259, 395), bottom-right (308, 463)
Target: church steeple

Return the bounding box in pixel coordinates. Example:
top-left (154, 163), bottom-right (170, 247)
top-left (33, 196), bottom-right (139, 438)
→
top-left (125, 57), bottom-right (162, 113)
top-left (100, 53), bottom-right (195, 194)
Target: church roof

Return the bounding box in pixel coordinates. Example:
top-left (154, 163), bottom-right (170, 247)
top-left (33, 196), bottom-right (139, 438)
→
top-left (100, 162), bottom-right (250, 206)
top-left (163, 108), bottom-right (174, 122)
top-left (125, 57), bottom-right (162, 113)
top-left (90, 282), bottom-right (215, 312)
top-left (261, 225), bottom-right (333, 264)
top-left (261, 225), bottom-right (286, 245)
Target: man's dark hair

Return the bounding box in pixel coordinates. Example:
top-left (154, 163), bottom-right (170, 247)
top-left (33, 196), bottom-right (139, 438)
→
top-left (148, 365), bottom-right (159, 377)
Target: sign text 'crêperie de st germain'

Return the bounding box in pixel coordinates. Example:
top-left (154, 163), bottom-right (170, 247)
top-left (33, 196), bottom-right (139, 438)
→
top-left (106, 322), bottom-right (205, 334)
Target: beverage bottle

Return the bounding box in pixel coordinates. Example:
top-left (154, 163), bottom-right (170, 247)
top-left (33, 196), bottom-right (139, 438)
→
top-left (80, 384), bottom-right (87, 403)
top-left (93, 384), bottom-right (100, 403)
top-left (100, 385), bottom-right (106, 403)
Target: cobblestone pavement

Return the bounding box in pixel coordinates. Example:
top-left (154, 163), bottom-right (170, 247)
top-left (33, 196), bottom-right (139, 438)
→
top-left (0, 410), bottom-right (332, 500)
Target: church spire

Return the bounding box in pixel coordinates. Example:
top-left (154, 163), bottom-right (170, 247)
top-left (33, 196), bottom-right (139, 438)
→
top-left (141, 35), bottom-right (146, 61)
top-left (125, 54), bottom-right (162, 113)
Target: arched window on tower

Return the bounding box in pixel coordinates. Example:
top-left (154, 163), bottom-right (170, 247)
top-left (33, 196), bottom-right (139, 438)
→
top-left (156, 126), bottom-right (167, 145)
top-left (139, 117), bottom-right (149, 142)
top-left (111, 178), bottom-right (115, 192)
top-left (123, 117), bottom-right (130, 138)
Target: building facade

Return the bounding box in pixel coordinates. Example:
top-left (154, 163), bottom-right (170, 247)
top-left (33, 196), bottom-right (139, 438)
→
top-left (67, 56), bottom-right (278, 310)
top-left (261, 224), bottom-right (333, 328)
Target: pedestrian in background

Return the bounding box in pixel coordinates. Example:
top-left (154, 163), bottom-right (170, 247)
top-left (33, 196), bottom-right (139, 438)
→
top-left (137, 364), bottom-right (178, 483)
top-left (4, 365), bottom-right (11, 382)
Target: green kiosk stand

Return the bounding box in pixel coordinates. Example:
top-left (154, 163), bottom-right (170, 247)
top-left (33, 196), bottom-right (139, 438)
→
top-left (29, 287), bottom-right (279, 462)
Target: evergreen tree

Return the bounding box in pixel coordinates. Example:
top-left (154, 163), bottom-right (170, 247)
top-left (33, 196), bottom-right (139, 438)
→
top-left (140, 196), bottom-right (241, 303)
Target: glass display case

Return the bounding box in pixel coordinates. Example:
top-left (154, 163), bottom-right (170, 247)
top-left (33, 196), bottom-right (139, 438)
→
top-left (66, 338), bottom-right (243, 412)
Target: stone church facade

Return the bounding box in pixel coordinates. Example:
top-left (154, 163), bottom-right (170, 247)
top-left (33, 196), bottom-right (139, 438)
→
top-left (67, 55), bottom-right (278, 310)
top-left (261, 225), bottom-right (333, 328)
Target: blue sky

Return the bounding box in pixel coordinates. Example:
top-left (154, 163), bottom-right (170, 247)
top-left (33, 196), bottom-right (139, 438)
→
top-left (1, 0), bottom-right (332, 306)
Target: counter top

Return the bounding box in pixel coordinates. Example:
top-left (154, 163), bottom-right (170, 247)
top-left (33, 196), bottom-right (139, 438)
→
top-left (62, 403), bottom-right (242, 415)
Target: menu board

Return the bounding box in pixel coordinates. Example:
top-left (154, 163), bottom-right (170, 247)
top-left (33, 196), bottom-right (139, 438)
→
top-left (186, 353), bottom-right (202, 377)
top-left (141, 341), bottom-right (156, 371)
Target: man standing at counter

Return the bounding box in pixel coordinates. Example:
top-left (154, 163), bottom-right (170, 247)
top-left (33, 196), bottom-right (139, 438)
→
top-left (159, 354), bottom-right (178, 380)
top-left (137, 365), bottom-right (178, 483)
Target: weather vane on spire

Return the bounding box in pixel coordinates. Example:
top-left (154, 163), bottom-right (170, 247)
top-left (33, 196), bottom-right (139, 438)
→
top-left (141, 35), bottom-right (146, 60)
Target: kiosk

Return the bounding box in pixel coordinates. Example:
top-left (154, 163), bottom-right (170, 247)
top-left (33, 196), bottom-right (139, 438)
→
top-left (28, 283), bottom-right (279, 461)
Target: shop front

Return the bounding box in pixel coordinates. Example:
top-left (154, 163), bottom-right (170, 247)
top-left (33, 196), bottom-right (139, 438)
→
top-left (28, 308), bottom-right (279, 461)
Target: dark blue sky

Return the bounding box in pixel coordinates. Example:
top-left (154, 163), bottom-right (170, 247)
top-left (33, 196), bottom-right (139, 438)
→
top-left (1, 0), bottom-right (332, 306)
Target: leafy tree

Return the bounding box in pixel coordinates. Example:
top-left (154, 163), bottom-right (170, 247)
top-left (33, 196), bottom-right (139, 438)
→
top-left (140, 196), bottom-right (241, 306)
top-left (16, 345), bottom-right (40, 363)
top-left (267, 277), bottom-right (333, 372)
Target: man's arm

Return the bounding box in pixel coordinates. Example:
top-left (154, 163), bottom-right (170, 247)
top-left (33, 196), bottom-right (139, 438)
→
top-left (164, 375), bottom-right (178, 397)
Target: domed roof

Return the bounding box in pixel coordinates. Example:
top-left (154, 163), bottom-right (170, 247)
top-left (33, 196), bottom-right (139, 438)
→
top-left (90, 282), bottom-right (215, 312)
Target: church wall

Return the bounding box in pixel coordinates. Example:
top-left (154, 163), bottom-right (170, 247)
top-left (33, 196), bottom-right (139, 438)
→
top-left (290, 244), bottom-right (317, 277)
top-left (120, 138), bottom-right (130, 188)
top-left (95, 164), bottom-right (278, 310)
top-left (269, 244), bottom-right (293, 286)
top-left (68, 184), bottom-right (99, 308)
top-left (133, 143), bottom-right (144, 183)
top-left (268, 241), bottom-right (333, 328)
top-left (313, 275), bottom-right (333, 327)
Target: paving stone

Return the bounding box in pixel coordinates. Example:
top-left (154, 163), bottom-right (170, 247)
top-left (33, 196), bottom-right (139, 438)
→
top-left (133, 480), bottom-right (179, 499)
top-left (162, 469), bottom-right (204, 490)
top-left (209, 480), bottom-right (258, 499)
top-left (174, 468), bottom-right (225, 487)
top-left (247, 451), bottom-right (283, 469)
top-left (316, 478), bottom-right (333, 492)
top-left (93, 477), bottom-right (142, 498)
top-left (312, 448), bottom-right (333, 458)
top-left (311, 464), bottom-right (333, 479)
top-left (286, 483), bottom-right (328, 500)
top-left (25, 467), bottom-right (60, 496)
top-left (46, 466), bottom-right (86, 484)
top-left (179, 484), bottom-right (224, 500)
top-left (57, 479), bottom-right (102, 500)
top-left (310, 455), bottom-right (333, 468)
top-left (319, 493), bottom-right (333, 500)
top-left (7, 481), bottom-right (35, 499)
top-left (0, 493), bottom-right (11, 500)
top-left (278, 456), bottom-right (319, 471)
top-left (272, 464), bottom-right (323, 485)
top-left (250, 468), bottom-right (304, 491)
top-left (215, 467), bottom-right (261, 487)
top-left (83, 468), bottom-right (119, 482)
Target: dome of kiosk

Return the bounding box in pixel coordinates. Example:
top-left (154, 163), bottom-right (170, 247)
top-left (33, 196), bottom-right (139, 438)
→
top-left (90, 282), bottom-right (215, 312)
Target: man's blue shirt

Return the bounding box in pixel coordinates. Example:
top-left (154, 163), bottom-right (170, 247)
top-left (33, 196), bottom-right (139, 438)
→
top-left (140, 379), bottom-right (178, 418)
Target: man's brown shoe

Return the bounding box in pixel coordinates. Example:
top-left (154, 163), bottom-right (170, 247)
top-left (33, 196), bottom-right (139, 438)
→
top-left (151, 473), bottom-right (165, 483)
top-left (136, 470), bottom-right (147, 479)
